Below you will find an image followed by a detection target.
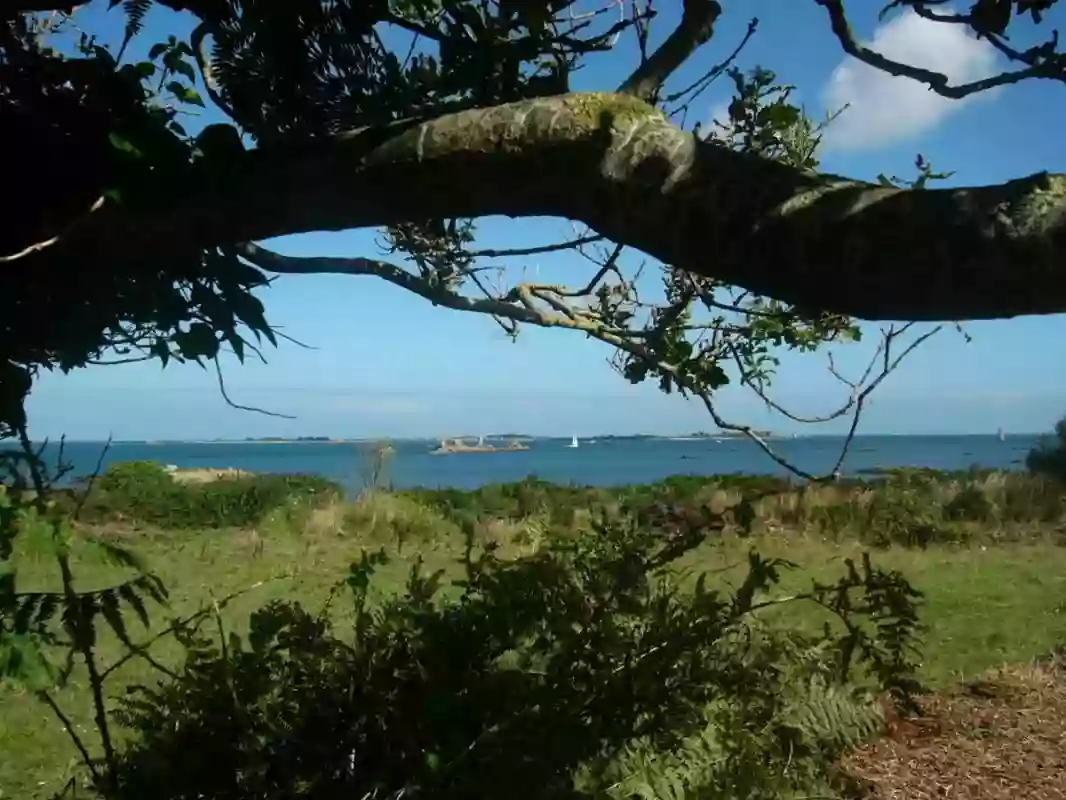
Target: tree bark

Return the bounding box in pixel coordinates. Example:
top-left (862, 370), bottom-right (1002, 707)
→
top-left (34, 91), bottom-right (1066, 322)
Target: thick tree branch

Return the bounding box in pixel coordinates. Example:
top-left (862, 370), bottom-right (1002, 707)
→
top-left (617, 0), bottom-right (722, 100)
top-left (26, 92), bottom-right (1066, 322)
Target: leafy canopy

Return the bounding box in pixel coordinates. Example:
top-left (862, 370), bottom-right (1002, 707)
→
top-left (1, 0), bottom-right (1062, 451)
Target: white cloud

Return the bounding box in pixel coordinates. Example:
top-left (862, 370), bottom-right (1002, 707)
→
top-left (820, 9), bottom-right (1001, 151)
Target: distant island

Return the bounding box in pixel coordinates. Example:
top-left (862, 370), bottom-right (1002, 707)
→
top-left (140, 431), bottom-right (781, 445)
top-left (672, 430), bottom-right (777, 440)
top-left (431, 437), bottom-right (529, 455)
top-left (242, 436), bottom-right (337, 442)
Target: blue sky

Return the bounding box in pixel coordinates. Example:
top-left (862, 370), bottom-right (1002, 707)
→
top-left (26, 0), bottom-right (1066, 440)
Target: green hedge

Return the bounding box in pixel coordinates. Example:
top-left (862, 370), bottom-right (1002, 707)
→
top-left (69, 461), bottom-right (341, 529)
top-left (1027, 416), bottom-right (1066, 482)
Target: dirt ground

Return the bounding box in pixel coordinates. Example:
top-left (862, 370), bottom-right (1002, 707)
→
top-left (842, 651), bottom-right (1066, 799)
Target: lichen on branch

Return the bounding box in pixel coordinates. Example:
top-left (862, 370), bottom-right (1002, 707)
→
top-left (26, 90), bottom-right (1066, 322)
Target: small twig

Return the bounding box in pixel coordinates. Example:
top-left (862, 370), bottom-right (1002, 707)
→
top-left (213, 356), bottom-right (295, 419)
top-left (0, 196), bottom-right (106, 264)
top-left (270, 328), bottom-right (318, 350)
top-left (36, 690), bottom-right (101, 787)
top-left (815, 0), bottom-right (1065, 99)
top-left (70, 437), bottom-right (112, 522)
top-left (99, 574), bottom-right (292, 681)
top-left (14, 424), bottom-right (119, 790)
top-left (468, 234), bottom-right (604, 259)
top-left (664, 16), bottom-right (759, 121)
top-left (827, 324), bottom-right (941, 477)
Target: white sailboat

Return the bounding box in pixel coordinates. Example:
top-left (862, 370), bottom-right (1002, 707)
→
top-left (567, 435), bottom-right (580, 448)
top-left (997, 428), bottom-right (1006, 442)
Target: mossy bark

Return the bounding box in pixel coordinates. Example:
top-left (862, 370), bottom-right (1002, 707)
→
top-left (48, 91), bottom-right (1066, 321)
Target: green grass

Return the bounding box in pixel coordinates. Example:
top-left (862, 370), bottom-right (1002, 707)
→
top-left (3, 474), bottom-right (1066, 798)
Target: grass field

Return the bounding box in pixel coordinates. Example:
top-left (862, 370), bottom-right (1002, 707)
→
top-left (2, 468), bottom-right (1066, 798)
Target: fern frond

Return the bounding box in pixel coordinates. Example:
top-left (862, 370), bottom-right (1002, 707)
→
top-left (781, 676), bottom-right (885, 755)
top-left (120, 0), bottom-right (153, 45)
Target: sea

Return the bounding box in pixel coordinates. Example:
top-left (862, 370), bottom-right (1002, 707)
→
top-left (24, 434), bottom-right (1044, 493)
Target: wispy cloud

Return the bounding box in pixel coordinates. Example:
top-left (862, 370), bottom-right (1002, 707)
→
top-left (820, 9), bottom-right (1000, 151)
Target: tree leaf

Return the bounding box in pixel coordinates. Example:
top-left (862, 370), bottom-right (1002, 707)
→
top-left (195, 124), bottom-right (245, 161)
top-left (108, 132), bottom-right (144, 158)
top-left (166, 82), bottom-right (204, 107)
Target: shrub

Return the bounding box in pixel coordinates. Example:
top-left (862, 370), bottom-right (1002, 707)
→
top-left (95, 460), bottom-right (175, 495)
top-left (109, 511), bottom-right (924, 799)
top-left (408, 468), bottom-right (1064, 549)
top-left (74, 462), bottom-right (341, 529)
top-left (943, 483), bottom-right (995, 522)
top-left (1027, 415), bottom-right (1066, 483)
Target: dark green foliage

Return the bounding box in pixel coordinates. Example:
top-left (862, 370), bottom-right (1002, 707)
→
top-left (406, 473), bottom-right (796, 522)
top-left (944, 483), bottom-right (995, 521)
top-left (1027, 415), bottom-right (1066, 482)
top-left (0, 14), bottom-right (281, 449)
top-left (65, 461), bottom-right (341, 529)
top-left (405, 468), bottom-right (1064, 549)
top-left (109, 511), bottom-right (923, 799)
top-left (95, 460), bottom-right (176, 495)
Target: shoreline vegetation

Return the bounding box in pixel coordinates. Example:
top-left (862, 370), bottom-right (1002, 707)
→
top-left (4, 442), bottom-right (1066, 798)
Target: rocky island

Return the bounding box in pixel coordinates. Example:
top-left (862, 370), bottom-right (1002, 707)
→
top-left (431, 437), bottom-right (529, 455)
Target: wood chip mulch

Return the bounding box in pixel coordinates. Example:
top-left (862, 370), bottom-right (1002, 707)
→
top-left (840, 654), bottom-right (1066, 799)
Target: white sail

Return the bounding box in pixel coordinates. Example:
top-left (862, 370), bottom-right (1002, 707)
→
top-left (568, 436), bottom-right (579, 448)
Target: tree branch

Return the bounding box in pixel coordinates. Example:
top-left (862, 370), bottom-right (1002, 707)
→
top-left (27, 92), bottom-right (1066, 322)
top-left (815, 0), bottom-right (1065, 98)
top-left (237, 243), bottom-right (564, 329)
top-left (617, 0), bottom-right (723, 100)
top-left (240, 242), bottom-right (878, 483)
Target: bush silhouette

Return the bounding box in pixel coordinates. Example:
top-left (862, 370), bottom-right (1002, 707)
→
top-left (1027, 416), bottom-right (1066, 482)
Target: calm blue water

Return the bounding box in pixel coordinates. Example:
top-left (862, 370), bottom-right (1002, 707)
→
top-left (23, 435), bottom-right (1042, 492)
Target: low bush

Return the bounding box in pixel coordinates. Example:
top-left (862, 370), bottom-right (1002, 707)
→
top-left (405, 469), bottom-right (1064, 550)
top-left (110, 509), bottom-right (924, 799)
top-left (67, 461), bottom-right (341, 529)
top-left (1027, 415), bottom-right (1066, 483)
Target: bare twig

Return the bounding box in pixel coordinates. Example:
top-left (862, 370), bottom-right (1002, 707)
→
top-left (99, 573), bottom-right (294, 681)
top-left (237, 238), bottom-right (940, 483)
top-left (212, 356), bottom-right (295, 419)
top-left (468, 234), bottom-right (604, 259)
top-left (826, 323), bottom-right (942, 476)
top-left (664, 16), bottom-right (759, 123)
top-left (71, 437), bottom-right (112, 521)
top-left (14, 424), bottom-right (119, 791)
top-left (0, 196), bottom-right (105, 264)
top-left (36, 690), bottom-right (101, 786)
top-left (815, 0), bottom-right (1065, 99)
